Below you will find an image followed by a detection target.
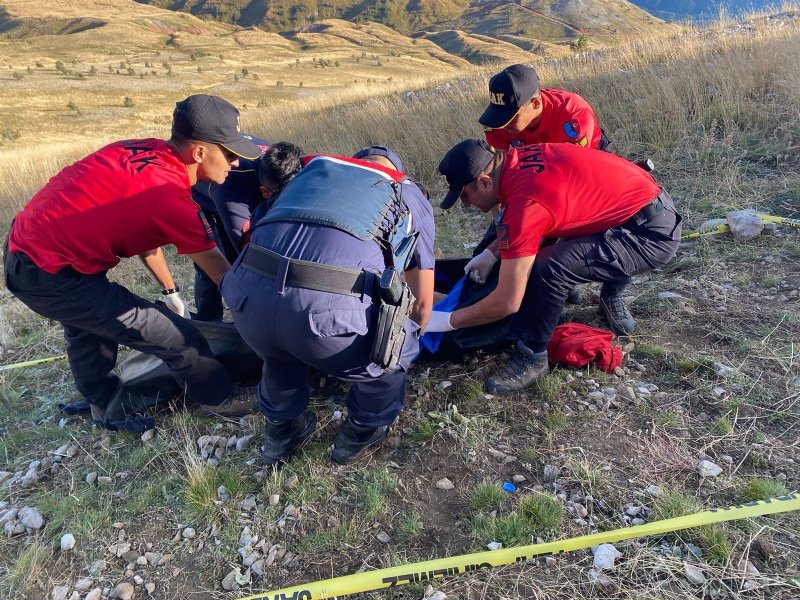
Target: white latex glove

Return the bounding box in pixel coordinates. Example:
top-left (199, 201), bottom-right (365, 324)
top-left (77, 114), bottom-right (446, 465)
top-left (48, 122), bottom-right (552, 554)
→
top-left (464, 248), bottom-right (498, 285)
top-left (161, 291), bottom-right (188, 318)
top-left (425, 311), bottom-right (455, 333)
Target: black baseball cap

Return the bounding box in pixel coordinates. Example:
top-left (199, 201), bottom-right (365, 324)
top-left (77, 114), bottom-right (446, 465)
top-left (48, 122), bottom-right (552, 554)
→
top-left (352, 145), bottom-right (404, 172)
top-left (438, 139), bottom-right (496, 209)
top-left (172, 94), bottom-right (260, 160)
top-left (478, 64), bottom-right (540, 129)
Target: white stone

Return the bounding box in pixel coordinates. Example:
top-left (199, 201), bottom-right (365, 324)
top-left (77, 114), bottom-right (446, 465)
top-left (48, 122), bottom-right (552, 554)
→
top-left (435, 478), bottom-right (454, 490)
top-left (141, 430), bottom-right (155, 443)
top-left (60, 533), bottom-right (76, 551)
top-left (109, 582), bottom-right (134, 600)
top-left (73, 578), bottom-right (93, 592)
top-left (726, 209), bottom-right (764, 241)
top-left (683, 563), bottom-right (706, 585)
top-left (18, 506), bottom-right (44, 530)
top-left (697, 460), bottom-right (723, 477)
top-left (84, 590), bottom-right (102, 600)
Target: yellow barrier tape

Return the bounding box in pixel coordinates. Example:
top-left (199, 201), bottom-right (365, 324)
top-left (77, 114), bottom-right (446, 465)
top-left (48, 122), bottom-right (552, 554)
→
top-left (0, 354), bottom-right (68, 372)
top-left (240, 493), bottom-right (799, 600)
top-left (681, 213), bottom-right (800, 240)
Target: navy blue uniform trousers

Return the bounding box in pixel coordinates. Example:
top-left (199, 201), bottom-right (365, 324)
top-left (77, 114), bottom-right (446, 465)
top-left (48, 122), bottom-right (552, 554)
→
top-left (220, 259), bottom-right (420, 427)
top-left (512, 192), bottom-right (682, 351)
top-left (3, 245), bottom-right (231, 408)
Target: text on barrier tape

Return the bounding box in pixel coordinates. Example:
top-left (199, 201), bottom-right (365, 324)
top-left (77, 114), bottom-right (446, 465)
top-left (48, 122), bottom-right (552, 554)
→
top-left (239, 493), bottom-right (799, 600)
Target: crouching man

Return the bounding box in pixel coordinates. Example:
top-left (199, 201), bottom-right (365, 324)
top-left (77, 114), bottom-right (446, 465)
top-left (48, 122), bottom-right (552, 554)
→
top-left (3, 94), bottom-right (261, 427)
top-left (426, 140), bottom-right (681, 394)
top-left (221, 146), bottom-right (434, 465)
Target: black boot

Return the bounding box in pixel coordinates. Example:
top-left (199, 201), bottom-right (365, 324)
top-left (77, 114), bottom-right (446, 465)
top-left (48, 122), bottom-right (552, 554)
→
top-left (599, 283), bottom-right (635, 336)
top-left (331, 418), bottom-right (389, 465)
top-left (485, 341), bottom-right (550, 395)
top-left (262, 410), bottom-right (317, 466)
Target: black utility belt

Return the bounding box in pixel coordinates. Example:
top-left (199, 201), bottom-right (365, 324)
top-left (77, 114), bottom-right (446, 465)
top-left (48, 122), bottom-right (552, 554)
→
top-left (623, 192), bottom-right (669, 229)
top-left (240, 244), bottom-right (379, 300)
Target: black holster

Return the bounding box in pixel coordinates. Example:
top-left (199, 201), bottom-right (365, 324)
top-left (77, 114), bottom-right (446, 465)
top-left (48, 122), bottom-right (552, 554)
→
top-left (369, 269), bottom-right (414, 371)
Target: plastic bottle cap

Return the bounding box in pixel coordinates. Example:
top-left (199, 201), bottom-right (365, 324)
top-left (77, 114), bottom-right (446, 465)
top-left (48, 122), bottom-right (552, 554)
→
top-left (502, 482), bottom-right (516, 493)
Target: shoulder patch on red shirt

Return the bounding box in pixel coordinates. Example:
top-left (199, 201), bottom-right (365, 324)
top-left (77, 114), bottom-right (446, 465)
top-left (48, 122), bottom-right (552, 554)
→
top-left (496, 223), bottom-right (509, 251)
top-left (563, 119), bottom-right (581, 139)
top-left (197, 210), bottom-right (214, 240)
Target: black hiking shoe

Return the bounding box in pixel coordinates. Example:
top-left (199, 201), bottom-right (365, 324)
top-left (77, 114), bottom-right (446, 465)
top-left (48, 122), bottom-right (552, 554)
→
top-left (566, 286), bottom-right (582, 304)
top-left (599, 289), bottom-right (635, 336)
top-left (485, 342), bottom-right (550, 395)
top-left (331, 419), bottom-right (389, 465)
top-left (262, 410), bottom-right (317, 466)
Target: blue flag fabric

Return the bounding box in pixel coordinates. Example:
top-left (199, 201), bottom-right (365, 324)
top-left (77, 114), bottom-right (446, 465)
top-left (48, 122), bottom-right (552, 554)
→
top-left (419, 275), bottom-right (468, 355)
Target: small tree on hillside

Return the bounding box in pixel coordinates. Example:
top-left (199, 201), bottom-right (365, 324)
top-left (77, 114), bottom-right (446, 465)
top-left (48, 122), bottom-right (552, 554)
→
top-left (570, 34), bottom-right (589, 52)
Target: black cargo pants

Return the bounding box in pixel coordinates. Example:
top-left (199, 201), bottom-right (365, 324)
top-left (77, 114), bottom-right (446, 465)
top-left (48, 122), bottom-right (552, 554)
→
top-left (3, 245), bottom-right (231, 409)
top-left (511, 191), bottom-right (682, 352)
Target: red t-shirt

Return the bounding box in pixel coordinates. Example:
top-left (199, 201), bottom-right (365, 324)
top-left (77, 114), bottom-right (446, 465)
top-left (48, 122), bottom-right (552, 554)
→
top-left (497, 144), bottom-right (661, 260)
top-left (485, 88), bottom-right (602, 151)
top-left (9, 139), bottom-right (216, 274)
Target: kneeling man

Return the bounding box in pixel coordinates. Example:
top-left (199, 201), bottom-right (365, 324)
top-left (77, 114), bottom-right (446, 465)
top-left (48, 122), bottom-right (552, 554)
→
top-left (427, 140), bottom-right (681, 394)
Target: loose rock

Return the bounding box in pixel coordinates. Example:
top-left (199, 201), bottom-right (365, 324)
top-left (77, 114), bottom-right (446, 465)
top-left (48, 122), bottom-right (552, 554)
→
top-left (435, 478), bottom-right (454, 490)
top-left (697, 460), bottom-right (723, 477)
top-left (221, 569), bottom-right (240, 591)
top-left (683, 563), bottom-right (706, 585)
top-left (60, 533), bottom-right (76, 551)
top-left (110, 582), bottom-right (134, 600)
top-left (284, 474), bottom-right (299, 490)
top-left (50, 586), bottom-right (70, 600)
top-left (73, 578), bottom-right (93, 592)
top-left (18, 506), bottom-right (44, 530)
top-left (376, 531), bottom-right (391, 543)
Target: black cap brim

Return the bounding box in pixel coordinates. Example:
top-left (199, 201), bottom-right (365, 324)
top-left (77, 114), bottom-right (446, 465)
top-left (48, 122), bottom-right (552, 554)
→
top-left (220, 136), bottom-right (262, 160)
top-left (479, 102), bottom-right (518, 129)
top-left (440, 187), bottom-right (462, 210)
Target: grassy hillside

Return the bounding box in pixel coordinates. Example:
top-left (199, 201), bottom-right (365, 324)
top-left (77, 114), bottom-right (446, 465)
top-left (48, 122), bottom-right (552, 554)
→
top-left (136, 0), bottom-right (673, 46)
top-left (0, 9), bottom-right (798, 599)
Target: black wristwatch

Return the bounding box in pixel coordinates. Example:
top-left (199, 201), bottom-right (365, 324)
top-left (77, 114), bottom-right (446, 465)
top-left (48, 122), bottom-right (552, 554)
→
top-left (161, 287), bottom-right (180, 295)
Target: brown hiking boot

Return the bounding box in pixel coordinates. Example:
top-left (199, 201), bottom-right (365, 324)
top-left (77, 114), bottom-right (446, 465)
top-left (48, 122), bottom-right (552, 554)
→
top-left (199, 392), bottom-right (257, 418)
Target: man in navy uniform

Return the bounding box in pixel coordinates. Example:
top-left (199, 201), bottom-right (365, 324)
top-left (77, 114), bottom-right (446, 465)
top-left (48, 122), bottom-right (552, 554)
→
top-left (221, 146), bottom-right (434, 465)
top-left (191, 135), bottom-right (271, 321)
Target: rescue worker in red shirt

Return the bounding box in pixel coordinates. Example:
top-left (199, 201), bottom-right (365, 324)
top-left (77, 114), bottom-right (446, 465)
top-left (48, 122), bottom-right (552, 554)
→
top-left (3, 94), bottom-right (261, 429)
top-left (480, 63), bottom-right (609, 152)
top-left (468, 64), bottom-right (610, 303)
top-left (426, 140), bottom-right (682, 395)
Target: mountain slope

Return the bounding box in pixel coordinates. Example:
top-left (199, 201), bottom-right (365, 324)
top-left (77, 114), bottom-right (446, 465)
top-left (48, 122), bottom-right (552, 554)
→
top-left (134, 0), bottom-right (671, 46)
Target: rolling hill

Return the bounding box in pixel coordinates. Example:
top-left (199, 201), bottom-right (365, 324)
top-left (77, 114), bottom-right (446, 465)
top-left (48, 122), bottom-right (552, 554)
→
top-left (135, 0), bottom-right (669, 47)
